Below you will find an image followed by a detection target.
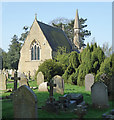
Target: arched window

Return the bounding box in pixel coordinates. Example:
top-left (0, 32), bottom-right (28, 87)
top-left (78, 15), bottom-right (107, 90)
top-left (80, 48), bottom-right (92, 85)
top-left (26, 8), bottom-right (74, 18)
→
top-left (37, 46), bottom-right (40, 60)
top-left (31, 47), bottom-right (33, 60)
top-left (34, 45), bottom-right (36, 60)
top-left (31, 41), bottom-right (40, 60)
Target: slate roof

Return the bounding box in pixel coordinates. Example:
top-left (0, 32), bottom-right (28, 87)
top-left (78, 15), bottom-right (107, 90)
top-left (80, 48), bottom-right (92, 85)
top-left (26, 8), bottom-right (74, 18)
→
top-left (37, 21), bottom-right (72, 52)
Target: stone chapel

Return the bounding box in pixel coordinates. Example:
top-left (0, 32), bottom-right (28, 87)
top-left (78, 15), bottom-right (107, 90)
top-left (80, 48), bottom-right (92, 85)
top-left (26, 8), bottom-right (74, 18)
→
top-left (18, 9), bottom-right (82, 76)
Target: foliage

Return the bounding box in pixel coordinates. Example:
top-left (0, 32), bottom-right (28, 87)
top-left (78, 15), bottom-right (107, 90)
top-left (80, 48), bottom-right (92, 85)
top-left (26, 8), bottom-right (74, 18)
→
top-left (19, 26), bottom-right (29, 42)
top-left (96, 54), bottom-right (112, 86)
top-left (102, 42), bottom-right (112, 57)
top-left (36, 59), bottom-right (64, 82)
top-left (54, 46), bottom-right (70, 69)
top-left (6, 35), bottom-right (21, 69)
top-left (52, 18), bottom-right (91, 48)
top-left (63, 42), bottom-right (105, 86)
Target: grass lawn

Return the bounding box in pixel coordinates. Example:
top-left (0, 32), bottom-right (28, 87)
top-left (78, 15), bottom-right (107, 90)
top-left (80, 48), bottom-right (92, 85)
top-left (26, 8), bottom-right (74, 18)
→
top-left (1, 79), bottom-right (114, 119)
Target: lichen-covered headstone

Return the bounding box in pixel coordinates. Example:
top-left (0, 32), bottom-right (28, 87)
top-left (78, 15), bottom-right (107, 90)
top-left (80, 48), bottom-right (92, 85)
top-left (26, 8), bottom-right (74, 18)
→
top-left (12, 85), bottom-right (38, 118)
top-left (52, 75), bottom-right (64, 95)
top-left (0, 74), bottom-right (6, 90)
top-left (38, 82), bottom-right (48, 92)
top-left (19, 73), bottom-right (29, 87)
top-left (91, 81), bottom-right (109, 108)
top-left (37, 72), bottom-right (44, 85)
top-left (85, 74), bottom-right (94, 91)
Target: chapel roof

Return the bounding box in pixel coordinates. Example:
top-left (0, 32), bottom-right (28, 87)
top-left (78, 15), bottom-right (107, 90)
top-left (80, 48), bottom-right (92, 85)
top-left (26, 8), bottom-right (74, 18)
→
top-left (37, 20), bottom-right (72, 52)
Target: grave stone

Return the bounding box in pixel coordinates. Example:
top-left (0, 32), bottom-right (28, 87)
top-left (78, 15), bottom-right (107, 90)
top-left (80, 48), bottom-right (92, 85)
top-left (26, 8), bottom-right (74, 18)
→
top-left (9, 69), bottom-right (13, 75)
top-left (0, 74), bottom-right (6, 90)
top-left (52, 75), bottom-right (64, 95)
top-left (27, 71), bottom-right (31, 80)
top-left (33, 69), bottom-right (36, 79)
top-left (11, 70), bottom-right (15, 77)
top-left (37, 72), bottom-right (44, 86)
top-left (0, 70), bottom-right (2, 74)
top-left (12, 85), bottom-right (38, 118)
top-left (38, 82), bottom-right (48, 92)
top-left (85, 74), bottom-right (94, 91)
top-left (19, 73), bottom-right (29, 87)
top-left (6, 71), bottom-right (9, 79)
top-left (91, 81), bottom-right (109, 108)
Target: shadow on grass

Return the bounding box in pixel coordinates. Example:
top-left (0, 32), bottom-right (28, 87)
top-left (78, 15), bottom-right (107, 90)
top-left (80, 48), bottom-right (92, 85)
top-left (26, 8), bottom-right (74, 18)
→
top-left (1, 84), bottom-right (114, 119)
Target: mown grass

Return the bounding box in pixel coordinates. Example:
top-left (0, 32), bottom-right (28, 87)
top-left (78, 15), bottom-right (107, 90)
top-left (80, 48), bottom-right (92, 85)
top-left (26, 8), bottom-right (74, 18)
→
top-left (1, 79), bottom-right (114, 119)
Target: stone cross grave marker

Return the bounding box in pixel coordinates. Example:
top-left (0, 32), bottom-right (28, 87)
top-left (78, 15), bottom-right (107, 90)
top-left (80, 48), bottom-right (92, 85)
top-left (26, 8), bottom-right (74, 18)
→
top-left (19, 73), bottom-right (29, 87)
top-left (0, 74), bottom-right (6, 90)
top-left (47, 79), bottom-right (56, 103)
top-left (85, 73), bottom-right (94, 91)
top-left (52, 75), bottom-right (64, 95)
top-left (11, 71), bottom-right (20, 91)
top-left (37, 71), bottom-right (44, 86)
top-left (91, 81), bottom-right (109, 108)
top-left (12, 85), bottom-right (38, 118)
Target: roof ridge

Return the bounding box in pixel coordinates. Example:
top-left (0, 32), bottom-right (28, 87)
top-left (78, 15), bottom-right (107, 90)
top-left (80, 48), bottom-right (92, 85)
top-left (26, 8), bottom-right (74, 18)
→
top-left (37, 20), bottom-right (62, 32)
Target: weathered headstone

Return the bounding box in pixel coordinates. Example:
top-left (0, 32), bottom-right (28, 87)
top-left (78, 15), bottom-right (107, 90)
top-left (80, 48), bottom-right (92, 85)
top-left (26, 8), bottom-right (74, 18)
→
top-left (27, 71), bottom-right (31, 80)
top-left (6, 71), bottom-right (9, 80)
top-left (85, 74), bottom-right (94, 91)
top-left (33, 69), bottom-right (36, 80)
top-left (0, 70), bottom-right (2, 74)
top-left (52, 75), bottom-right (64, 95)
top-left (91, 81), bottom-right (109, 108)
top-left (37, 72), bottom-right (44, 86)
top-left (12, 85), bottom-right (38, 118)
top-left (19, 73), bottom-right (29, 87)
top-left (8, 69), bottom-right (13, 75)
top-left (0, 74), bottom-right (6, 90)
top-left (38, 82), bottom-right (48, 92)
top-left (11, 70), bottom-right (15, 77)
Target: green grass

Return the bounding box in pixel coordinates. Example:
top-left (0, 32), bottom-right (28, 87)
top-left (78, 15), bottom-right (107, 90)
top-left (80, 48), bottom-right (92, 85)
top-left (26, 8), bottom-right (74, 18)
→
top-left (1, 79), bottom-right (114, 119)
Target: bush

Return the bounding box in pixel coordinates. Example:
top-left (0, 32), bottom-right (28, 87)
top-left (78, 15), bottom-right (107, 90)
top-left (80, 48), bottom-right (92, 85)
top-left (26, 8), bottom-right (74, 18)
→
top-left (35, 59), bottom-right (64, 82)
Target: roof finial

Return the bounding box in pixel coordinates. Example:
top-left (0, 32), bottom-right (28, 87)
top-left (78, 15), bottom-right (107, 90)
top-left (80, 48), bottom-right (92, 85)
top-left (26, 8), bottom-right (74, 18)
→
top-left (35, 13), bottom-right (37, 20)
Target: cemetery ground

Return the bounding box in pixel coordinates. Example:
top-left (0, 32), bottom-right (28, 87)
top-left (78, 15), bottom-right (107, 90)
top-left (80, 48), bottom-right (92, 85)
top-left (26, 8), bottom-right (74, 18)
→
top-left (1, 78), bottom-right (114, 119)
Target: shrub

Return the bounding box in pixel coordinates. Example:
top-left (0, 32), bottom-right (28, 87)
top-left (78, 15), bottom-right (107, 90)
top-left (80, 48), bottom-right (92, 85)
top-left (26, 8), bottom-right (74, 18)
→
top-left (35, 59), bottom-right (64, 82)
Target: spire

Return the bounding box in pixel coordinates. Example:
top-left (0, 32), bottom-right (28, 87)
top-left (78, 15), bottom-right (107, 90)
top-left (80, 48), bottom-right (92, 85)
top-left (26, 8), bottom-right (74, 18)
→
top-left (35, 13), bottom-right (37, 20)
top-left (74, 9), bottom-right (80, 29)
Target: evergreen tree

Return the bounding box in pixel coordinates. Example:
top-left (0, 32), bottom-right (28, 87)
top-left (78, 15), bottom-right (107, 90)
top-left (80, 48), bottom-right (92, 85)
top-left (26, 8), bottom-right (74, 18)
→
top-left (7, 35), bottom-right (21, 69)
top-left (52, 18), bottom-right (91, 47)
top-left (19, 26), bottom-right (29, 42)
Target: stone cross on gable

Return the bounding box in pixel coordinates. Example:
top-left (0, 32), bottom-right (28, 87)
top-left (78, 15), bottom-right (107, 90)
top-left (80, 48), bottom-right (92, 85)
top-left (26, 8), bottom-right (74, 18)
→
top-left (11, 71), bottom-right (20, 91)
top-left (47, 79), bottom-right (56, 103)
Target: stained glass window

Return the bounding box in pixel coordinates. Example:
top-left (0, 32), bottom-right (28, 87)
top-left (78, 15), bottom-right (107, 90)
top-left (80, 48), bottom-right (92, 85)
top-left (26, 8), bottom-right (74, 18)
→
top-left (31, 41), bottom-right (40, 60)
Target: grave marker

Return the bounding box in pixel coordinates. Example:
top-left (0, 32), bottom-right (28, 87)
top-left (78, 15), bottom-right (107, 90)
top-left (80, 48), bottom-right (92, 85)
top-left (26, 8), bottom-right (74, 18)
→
top-left (38, 82), bottom-right (48, 92)
top-left (85, 74), bottom-right (94, 91)
top-left (47, 79), bottom-right (56, 103)
top-left (91, 81), bottom-right (109, 108)
top-left (19, 73), bottom-right (29, 87)
top-left (37, 72), bottom-right (44, 86)
top-left (0, 74), bottom-right (6, 90)
top-left (12, 85), bottom-right (38, 118)
top-left (52, 75), bottom-right (64, 95)
top-left (11, 71), bottom-right (20, 90)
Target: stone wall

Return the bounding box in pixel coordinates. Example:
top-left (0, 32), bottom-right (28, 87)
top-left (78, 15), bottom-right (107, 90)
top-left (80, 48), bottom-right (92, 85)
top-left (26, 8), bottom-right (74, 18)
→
top-left (18, 19), bottom-right (52, 76)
